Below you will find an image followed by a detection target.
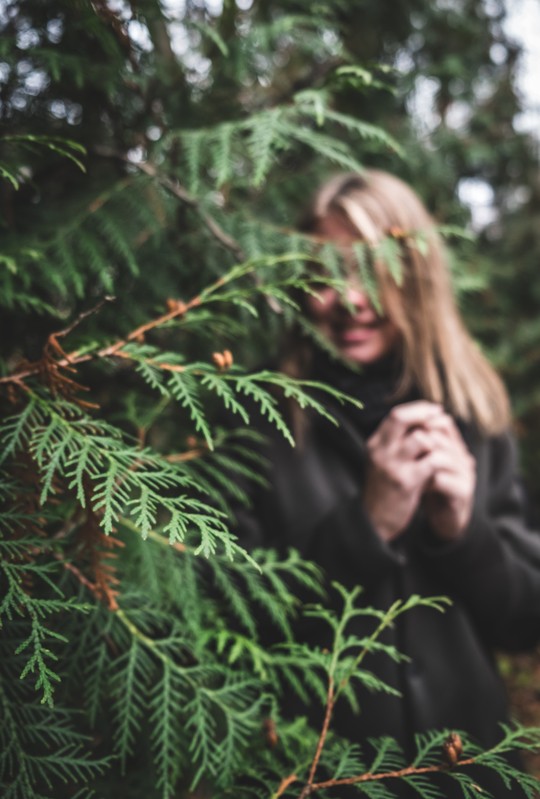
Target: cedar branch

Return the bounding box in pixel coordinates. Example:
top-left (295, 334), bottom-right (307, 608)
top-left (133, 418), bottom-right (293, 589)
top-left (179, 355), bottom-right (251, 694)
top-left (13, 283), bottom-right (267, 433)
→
top-left (0, 289), bottom-right (202, 387)
top-left (299, 678), bottom-right (335, 799)
top-left (309, 757), bottom-right (477, 793)
top-left (273, 773), bottom-right (299, 798)
top-left (94, 146), bottom-right (246, 261)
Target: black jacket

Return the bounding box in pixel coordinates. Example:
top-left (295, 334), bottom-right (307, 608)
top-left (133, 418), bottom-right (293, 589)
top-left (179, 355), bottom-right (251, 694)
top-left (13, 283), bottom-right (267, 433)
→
top-left (231, 381), bottom-right (540, 796)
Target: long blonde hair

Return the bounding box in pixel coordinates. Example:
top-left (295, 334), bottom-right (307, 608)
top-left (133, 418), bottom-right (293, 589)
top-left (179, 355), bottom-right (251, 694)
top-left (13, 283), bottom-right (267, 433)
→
top-left (298, 170), bottom-right (510, 435)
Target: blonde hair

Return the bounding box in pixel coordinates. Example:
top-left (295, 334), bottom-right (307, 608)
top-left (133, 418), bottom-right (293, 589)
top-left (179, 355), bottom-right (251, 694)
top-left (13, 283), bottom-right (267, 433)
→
top-left (300, 170), bottom-right (511, 435)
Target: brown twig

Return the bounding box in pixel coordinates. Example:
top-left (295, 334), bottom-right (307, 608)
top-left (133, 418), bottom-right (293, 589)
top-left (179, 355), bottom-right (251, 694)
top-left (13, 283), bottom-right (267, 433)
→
top-left (298, 595), bottom-right (415, 798)
top-left (93, 147), bottom-right (246, 262)
top-left (90, 0), bottom-right (139, 71)
top-left (112, 350), bottom-right (186, 373)
top-left (0, 290), bottom-right (201, 388)
top-left (279, 755), bottom-right (482, 798)
top-left (0, 148), bottom-right (295, 394)
top-left (50, 296), bottom-right (116, 351)
top-left (273, 773), bottom-right (299, 798)
top-left (96, 296), bottom-right (197, 358)
top-left (308, 757), bottom-right (477, 794)
top-left (61, 559), bottom-right (100, 595)
top-left (49, 499), bottom-right (123, 612)
top-left (298, 678), bottom-right (335, 798)
top-left (165, 447), bottom-right (207, 463)
top-left (94, 148), bottom-right (283, 314)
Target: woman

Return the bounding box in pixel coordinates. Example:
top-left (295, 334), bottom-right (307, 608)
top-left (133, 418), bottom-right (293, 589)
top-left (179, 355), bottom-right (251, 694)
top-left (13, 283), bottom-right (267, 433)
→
top-left (232, 170), bottom-right (540, 796)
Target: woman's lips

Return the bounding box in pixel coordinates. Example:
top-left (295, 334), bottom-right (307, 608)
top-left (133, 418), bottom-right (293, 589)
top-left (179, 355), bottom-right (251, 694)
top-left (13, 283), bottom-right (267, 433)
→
top-left (336, 320), bottom-right (382, 344)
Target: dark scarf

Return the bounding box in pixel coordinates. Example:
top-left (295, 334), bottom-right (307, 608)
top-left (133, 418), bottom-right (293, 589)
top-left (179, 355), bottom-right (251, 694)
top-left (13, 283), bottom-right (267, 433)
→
top-left (310, 349), bottom-right (421, 439)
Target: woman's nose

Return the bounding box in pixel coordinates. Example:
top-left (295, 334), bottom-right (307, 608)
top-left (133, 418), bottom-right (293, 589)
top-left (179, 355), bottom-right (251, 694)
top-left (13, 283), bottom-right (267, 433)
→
top-left (343, 281), bottom-right (371, 309)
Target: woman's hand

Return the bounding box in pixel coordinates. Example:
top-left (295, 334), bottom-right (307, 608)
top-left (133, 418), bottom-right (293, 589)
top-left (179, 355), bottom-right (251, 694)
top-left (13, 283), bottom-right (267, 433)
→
top-left (364, 401), bottom-right (443, 542)
top-left (364, 401), bottom-right (477, 544)
top-left (421, 413), bottom-right (476, 541)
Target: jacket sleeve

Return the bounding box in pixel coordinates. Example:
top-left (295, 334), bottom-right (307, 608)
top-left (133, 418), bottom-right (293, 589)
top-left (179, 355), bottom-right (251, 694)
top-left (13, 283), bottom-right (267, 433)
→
top-left (415, 430), bottom-right (540, 650)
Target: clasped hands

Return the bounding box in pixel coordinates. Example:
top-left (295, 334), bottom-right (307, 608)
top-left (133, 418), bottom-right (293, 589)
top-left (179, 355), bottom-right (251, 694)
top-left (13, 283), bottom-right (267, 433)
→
top-left (364, 401), bottom-right (476, 543)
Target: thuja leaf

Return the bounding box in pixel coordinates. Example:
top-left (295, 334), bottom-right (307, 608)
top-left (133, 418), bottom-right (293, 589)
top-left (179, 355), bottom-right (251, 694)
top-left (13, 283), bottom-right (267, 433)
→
top-left (167, 372), bottom-right (214, 449)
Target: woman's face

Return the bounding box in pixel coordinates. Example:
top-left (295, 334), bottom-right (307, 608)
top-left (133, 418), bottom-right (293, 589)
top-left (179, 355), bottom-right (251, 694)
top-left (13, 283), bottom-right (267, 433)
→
top-left (305, 214), bottom-right (401, 365)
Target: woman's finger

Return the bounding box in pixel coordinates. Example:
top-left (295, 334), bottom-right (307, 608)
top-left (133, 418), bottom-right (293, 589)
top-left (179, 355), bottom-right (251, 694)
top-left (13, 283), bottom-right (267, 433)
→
top-left (423, 412), bottom-right (464, 444)
top-left (427, 447), bottom-right (476, 478)
top-left (427, 468), bottom-right (470, 496)
top-left (373, 401), bottom-right (443, 447)
top-left (426, 428), bottom-right (472, 463)
top-left (398, 428), bottom-right (433, 461)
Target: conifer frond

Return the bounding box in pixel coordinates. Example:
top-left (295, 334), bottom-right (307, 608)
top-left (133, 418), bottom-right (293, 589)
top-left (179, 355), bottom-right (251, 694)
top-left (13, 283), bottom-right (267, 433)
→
top-left (209, 448), bottom-right (268, 491)
top-left (202, 547), bottom-right (322, 641)
top-left (446, 773), bottom-right (487, 799)
top-left (2, 133), bottom-right (86, 176)
top-left (200, 373), bottom-right (251, 424)
top-left (0, 161), bottom-right (24, 190)
top-left (80, 611), bottom-right (116, 726)
top-left (210, 618), bottom-right (255, 659)
top-left (190, 456), bottom-right (252, 514)
top-left (353, 242), bottom-right (382, 313)
top-left (0, 175), bottom-right (161, 311)
top-left (0, 521), bottom-right (89, 704)
top-left (167, 371), bottom-right (214, 448)
top-left (265, 644), bottom-right (329, 705)
top-left (280, 122), bottom-right (364, 173)
top-left (350, 668), bottom-right (402, 698)
top-left (247, 12), bottom-right (334, 53)
top-left (412, 730), bottom-right (455, 768)
top-left (0, 396), bottom-right (46, 460)
top-left (357, 783), bottom-right (397, 799)
top-left (373, 237), bottom-right (404, 286)
top-left (0, 680), bottom-right (109, 799)
top-left (249, 108), bottom-right (285, 188)
top-left (402, 775), bottom-right (445, 799)
top-left (206, 561), bottom-right (259, 638)
top-left (169, 92), bottom-right (400, 193)
top-left (294, 91), bottom-right (403, 156)
top-left (111, 639), bottom-right (156, 771)
top-left (187, 676), bottom-right (269, 788)
top-left (1, 397), bottom-right (250, 560)
top-left (367, 736), bottom-right (406, 774)
top-left (326, 741), bottom-right (366, 780)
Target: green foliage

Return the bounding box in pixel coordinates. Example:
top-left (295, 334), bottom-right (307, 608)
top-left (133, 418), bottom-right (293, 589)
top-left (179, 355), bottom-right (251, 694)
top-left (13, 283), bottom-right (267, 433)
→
top-left (170, 88), bottom-right (401, 193)
top-left (0, 134), bottom-right (86, 189)
top-left (219, 586), bottom-right (540, 799)
top-left (1, 0), bottom-right (540, 797)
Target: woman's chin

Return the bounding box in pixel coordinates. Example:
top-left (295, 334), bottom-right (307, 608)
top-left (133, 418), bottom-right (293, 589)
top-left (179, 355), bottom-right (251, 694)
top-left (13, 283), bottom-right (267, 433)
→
top-left (335, 339), bottom-right (392, 366)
